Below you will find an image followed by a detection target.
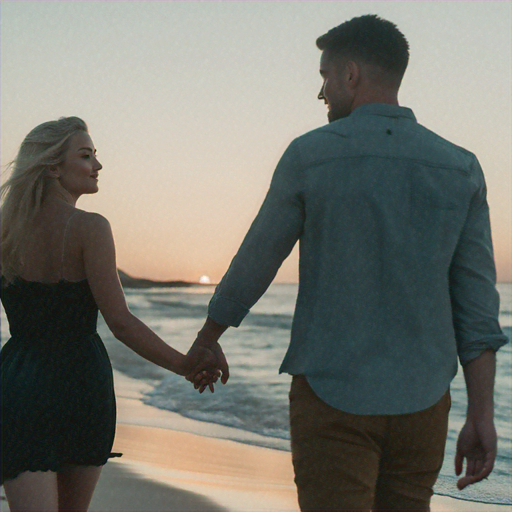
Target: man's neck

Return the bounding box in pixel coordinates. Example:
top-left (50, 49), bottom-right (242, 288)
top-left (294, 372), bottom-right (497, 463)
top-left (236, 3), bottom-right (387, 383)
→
top-left (351, 92), bottom-right (399, 113)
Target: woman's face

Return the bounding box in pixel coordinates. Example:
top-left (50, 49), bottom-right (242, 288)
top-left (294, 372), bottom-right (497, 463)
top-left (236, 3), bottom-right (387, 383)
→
top-left (57, 131), bottom-right (102, 199)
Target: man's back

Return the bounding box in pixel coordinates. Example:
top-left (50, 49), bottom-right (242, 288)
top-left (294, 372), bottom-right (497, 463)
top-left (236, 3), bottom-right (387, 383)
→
top-left (209, 103), bottom-right (507, 414)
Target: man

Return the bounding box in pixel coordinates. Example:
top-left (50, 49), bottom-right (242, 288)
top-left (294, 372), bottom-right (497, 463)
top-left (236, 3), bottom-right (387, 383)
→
top-left (188, 14), bottom-right (508, 511)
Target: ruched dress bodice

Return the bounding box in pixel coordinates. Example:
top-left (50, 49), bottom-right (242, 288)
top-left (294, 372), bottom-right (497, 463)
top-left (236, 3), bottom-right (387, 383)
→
top-left (2, 278), bottom-right (97, 341)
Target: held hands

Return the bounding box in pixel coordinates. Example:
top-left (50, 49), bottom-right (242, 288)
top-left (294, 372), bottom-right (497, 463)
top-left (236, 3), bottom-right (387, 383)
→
top-left (455, 417), bottom-right (497, 490)
top-left (183, 346), bottom-right (221, 394)
top-left (185, 318), bottom-right (230, 393)
top-left (186, 340), bottom-right (229, 393)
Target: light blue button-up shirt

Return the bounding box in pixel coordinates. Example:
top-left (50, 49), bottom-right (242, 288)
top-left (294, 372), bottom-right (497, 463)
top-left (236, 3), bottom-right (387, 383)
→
top-left (208, 103), bottom-right (508, 415)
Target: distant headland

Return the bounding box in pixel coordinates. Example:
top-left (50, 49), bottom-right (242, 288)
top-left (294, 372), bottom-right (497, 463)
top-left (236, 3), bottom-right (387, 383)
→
top-left (118, 269), bottom-right (197, 289)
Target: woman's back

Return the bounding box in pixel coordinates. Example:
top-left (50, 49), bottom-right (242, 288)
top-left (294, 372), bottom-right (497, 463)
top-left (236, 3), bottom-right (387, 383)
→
top-left (14, 202), bottom-right (87, 284)
top-left (1, 202), bottom-right (99, 341)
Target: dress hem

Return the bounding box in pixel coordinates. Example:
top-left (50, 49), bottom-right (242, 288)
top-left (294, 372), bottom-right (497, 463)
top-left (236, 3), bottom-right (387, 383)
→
top-left (1, 452), bottom-right (122, 485)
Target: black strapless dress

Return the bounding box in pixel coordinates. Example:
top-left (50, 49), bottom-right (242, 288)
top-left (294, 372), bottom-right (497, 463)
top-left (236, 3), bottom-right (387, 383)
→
top-left (1, 277), bottom-right (120, 484)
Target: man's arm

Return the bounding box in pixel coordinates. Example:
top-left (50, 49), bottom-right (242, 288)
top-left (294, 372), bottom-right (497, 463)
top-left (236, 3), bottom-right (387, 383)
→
top-left (449, 155), bottom-right (508, 488)
top-left (455, 350), bottom-right (497, 490)
top-left (208, 139), bottom-right (305, 327)
top-left (187, 140), bottom-right (305, 385)
top-left (449, 156), bottom-right (508, 365)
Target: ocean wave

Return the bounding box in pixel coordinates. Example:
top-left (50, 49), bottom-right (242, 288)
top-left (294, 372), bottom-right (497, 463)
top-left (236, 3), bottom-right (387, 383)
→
top-left (138, 297), bottom-right (294, 329)
top-left (144, 371), bottom-right (291, 441)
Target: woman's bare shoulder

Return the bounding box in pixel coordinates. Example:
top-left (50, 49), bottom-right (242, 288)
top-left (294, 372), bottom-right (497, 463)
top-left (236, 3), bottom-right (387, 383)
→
top-left (73, 210), bottom-right (113, 243)
top-left (75, 209), bottom-right (111, 228)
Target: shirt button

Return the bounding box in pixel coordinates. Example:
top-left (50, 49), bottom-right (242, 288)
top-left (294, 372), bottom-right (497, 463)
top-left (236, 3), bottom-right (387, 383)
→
top-left (386, 129), bottom-right (393, 135)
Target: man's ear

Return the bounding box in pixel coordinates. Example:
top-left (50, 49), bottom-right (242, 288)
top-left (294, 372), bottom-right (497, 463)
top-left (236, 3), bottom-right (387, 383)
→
top-left (345, 60), bottom-right (360, 88)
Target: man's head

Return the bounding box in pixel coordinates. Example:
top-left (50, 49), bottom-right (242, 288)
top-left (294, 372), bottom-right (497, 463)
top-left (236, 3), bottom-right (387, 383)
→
top-left (316, 15), bottom-right (409, 122)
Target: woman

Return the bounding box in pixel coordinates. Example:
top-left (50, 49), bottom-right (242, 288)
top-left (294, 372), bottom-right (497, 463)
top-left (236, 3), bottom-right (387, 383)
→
top-left (0, 117), bottom-right (219, 511)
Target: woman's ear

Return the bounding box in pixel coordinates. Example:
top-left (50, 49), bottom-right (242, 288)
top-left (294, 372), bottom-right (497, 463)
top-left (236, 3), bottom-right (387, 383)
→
top-left (46, 166), bottom-right (60, 179)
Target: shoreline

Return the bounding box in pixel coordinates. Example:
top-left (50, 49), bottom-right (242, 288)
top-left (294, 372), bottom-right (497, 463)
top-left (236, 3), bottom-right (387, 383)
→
top-left (1, 370), bottom-right (510, 512)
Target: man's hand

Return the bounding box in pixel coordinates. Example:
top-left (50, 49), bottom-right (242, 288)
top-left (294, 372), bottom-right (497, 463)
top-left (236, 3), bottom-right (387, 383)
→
top-left (455, 417), bottom-right (497, 490)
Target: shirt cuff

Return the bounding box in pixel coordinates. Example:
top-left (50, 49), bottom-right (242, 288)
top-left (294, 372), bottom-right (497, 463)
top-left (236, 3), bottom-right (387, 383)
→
top-left (208, 294), bottom-right (250, 327)
top-left (458, 334), bottom-right (509, 366)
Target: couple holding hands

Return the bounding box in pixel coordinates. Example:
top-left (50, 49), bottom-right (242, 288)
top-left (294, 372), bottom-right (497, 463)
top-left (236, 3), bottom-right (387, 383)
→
top-left (1, 14), bottom-right (508, 512)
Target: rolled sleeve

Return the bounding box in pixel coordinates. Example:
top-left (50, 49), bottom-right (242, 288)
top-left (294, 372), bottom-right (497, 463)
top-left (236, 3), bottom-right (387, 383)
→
top-left (449, 156), bottom-right (509, 366)
top-left (208, 140), bottom-right (305, 327)
top-left (208, 294), bottom-right (249, 328)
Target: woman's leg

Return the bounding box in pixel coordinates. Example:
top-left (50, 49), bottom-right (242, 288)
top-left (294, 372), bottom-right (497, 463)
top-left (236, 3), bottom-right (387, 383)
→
top-left (3, 470), bottom-right (59, 512)
top-left (57, 465), bottom-right (102, 512)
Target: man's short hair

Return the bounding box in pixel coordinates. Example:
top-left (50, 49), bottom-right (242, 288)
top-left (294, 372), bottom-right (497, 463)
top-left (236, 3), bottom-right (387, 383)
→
top-left (316, 14), bottom-right (410, 82)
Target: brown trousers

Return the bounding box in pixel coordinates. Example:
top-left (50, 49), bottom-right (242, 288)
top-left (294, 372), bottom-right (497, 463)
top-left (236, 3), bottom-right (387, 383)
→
top-left (289, 375), bottom-right (450, 512)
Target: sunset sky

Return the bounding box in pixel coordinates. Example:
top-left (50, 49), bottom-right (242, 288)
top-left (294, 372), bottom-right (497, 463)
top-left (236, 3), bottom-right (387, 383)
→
top-left (1, 1), bottom-right (511, 283)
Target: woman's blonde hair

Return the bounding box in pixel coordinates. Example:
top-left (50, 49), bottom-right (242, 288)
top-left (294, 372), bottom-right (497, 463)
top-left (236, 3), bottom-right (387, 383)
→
top-left (1, 116), bottom-right (88, 282)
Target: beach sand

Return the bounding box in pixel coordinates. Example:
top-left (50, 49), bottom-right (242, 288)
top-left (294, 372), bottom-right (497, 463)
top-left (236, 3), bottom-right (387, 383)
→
top-left (1, 371), bottom-right (510, 512)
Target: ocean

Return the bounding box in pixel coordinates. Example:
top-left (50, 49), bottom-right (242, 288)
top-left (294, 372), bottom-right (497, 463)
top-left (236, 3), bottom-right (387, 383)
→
top-left (1, 282), bottom-right (510, 505)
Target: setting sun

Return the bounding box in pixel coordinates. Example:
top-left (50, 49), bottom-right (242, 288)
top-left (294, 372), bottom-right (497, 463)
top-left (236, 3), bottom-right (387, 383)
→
top-left (199, 275), bottom-right (211, 285)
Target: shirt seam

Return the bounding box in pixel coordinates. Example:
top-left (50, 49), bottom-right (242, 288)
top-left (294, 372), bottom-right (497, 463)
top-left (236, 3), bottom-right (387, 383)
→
top-left (300, 154), bottom-right (471, 176)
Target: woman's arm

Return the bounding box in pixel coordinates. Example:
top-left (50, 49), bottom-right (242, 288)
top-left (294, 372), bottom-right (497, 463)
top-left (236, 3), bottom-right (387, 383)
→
top-left (80, 212), bottom-right (215, 378)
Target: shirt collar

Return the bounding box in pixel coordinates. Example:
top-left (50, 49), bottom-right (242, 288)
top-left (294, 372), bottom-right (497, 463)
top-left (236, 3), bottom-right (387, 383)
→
top-left (350, 103), bottom-right (416, 122)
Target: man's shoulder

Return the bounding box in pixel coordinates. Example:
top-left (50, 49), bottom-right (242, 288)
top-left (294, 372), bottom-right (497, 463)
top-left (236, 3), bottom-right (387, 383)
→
top-left (413, 123), bottom-right (484, 180)
top-left (293, 120), bottom-right (351, 145)
top-left (415, 122), bottom-right (476, 161)
top-left (288, 121), bottom-right (351, 160)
